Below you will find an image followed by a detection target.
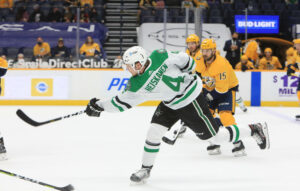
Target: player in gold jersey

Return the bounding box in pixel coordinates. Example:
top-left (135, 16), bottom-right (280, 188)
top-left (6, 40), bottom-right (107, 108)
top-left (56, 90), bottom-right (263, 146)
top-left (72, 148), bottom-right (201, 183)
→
top-left (197, 39), bottom-right (251, 156)
top-left (186, 34), bottom-right (202, 67)
top-left (287, 39), bottom-right (300, 120)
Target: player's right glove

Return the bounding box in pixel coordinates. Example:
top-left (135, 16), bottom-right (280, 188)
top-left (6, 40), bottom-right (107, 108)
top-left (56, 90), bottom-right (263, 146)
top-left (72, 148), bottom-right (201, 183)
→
top-left (86, 98), bottom-right (104, 117)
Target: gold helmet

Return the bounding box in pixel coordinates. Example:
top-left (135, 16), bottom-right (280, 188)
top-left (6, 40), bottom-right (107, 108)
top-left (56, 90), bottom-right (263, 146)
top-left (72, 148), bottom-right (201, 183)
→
top-left (264, 47), bottom-right (272, 53)
top-left (293, 38), bottom-right (300, 44)
top-left (201, 38), bottom-right (216, 50)
top-left (186, 34), bottom-right (200, 44)
top-left (241, 55), bottom-right (248, 61)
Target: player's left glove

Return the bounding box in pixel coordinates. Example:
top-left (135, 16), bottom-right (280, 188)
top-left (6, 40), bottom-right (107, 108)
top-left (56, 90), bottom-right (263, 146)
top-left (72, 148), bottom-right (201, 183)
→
top-left (86, 98), bottom-right (104, 117)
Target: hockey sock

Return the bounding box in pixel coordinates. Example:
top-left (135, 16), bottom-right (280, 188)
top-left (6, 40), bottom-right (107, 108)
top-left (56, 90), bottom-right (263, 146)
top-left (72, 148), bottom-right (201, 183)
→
top-left (142, 123), bottom-right (168, 168)
top-left (209, 125), bottom-right (251, 143)
top-left (236, 92), bottom-right (245, 108)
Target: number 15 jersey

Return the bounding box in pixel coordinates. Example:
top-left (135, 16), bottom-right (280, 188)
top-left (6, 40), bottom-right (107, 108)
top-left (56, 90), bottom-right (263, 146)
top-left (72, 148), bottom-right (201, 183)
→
top-left (98, 50), bottom-right (203, 112)
top-left (196, 54), bottom-right (239, 93)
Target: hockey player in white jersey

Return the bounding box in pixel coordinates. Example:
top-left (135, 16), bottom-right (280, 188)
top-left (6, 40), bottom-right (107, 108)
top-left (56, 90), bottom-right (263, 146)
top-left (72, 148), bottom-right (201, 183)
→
top-left (85, 46), bottom-right (270, 183)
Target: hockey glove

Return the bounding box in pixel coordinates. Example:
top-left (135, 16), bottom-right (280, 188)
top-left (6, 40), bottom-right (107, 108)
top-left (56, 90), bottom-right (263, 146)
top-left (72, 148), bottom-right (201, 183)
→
top-left (86, 98), bottom-right (104, 117)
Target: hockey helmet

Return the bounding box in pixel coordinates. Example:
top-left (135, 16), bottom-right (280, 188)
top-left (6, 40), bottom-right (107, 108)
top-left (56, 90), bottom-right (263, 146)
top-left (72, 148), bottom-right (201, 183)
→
top-left (186, 34), bottom-right (200, 44)
top-left (123, 46), bottom-right (148, 70)
top-left (201, 38), bottom-right (216, 50)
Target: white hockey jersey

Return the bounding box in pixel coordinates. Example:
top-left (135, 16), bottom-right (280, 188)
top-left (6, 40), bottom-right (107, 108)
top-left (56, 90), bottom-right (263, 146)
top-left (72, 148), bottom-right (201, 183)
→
top-left (97, 49), bottom-right (203, 112)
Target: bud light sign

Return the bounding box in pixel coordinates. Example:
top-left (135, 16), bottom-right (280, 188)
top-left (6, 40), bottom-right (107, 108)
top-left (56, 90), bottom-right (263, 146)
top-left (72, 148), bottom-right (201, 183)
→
top-left (235, 15), bottom-right (279, 34)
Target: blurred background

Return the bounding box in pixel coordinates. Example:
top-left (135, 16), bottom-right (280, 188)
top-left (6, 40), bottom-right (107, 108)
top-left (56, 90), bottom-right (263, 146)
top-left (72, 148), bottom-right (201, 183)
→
top-left (0, 0), bottom-right (298, 68)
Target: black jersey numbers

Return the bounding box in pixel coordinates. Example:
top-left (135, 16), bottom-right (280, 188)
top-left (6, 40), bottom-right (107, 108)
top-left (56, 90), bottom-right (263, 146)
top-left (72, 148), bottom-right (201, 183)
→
top-left (219, 72), bottom-right (226, 80)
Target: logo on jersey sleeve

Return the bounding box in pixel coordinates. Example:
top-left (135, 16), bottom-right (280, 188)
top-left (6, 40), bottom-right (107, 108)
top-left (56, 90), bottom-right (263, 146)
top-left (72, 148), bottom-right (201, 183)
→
top-left (31, 78), bottom-right (53, 96)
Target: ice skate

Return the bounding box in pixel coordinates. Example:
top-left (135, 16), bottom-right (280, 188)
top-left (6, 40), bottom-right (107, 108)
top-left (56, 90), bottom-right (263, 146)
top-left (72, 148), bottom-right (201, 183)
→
top-left (232, 140), bottom-right (246, 157)
top-left (249, 122), bottom-right (270, 150)
top-left (295, 115), bottom-right (300, 121)
top-left (239, 105), bottom-right (247, 112)
top-left (0, 138), bottom-right (7, 161)
top-left (130, 168), bottom-right (151, 183)
top-left (207, 144), bottom-right (221, 155)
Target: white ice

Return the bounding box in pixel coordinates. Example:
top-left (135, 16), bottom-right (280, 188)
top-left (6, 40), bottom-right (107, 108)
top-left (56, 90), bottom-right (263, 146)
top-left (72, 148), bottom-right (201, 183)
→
top-left (0, 105), bottom-right (299, 191)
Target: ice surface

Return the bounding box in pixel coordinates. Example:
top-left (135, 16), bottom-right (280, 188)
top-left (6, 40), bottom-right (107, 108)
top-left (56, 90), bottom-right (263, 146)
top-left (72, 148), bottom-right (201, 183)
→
top-left (0, 106), bottom-right (299, 191)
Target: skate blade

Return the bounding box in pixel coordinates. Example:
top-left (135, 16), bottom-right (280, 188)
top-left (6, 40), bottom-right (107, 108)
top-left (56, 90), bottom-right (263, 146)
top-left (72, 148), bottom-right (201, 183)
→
top-left (162, 136), bottom-right (176, 145)
top-left (208, 150), bottom-right (221, 155)
top-left (0, 153), bottom-right (8, 161)
top-left (233, 151), bottom-right (247, 157)
top-left (130, 179), bottom-right (147, 185)
top-left (262, 122), bottom-right (270, 149)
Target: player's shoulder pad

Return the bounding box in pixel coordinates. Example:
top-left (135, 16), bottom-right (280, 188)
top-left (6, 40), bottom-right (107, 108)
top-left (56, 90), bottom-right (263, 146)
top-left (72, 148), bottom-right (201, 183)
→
top-left (211, 55), bottom-right (228, 72)
top-left (168, 51), bottom-right (190, 64)
top-left (149, 49), bottom-right (169, 67)
top-left (150, 49), bottom-right (167, 57)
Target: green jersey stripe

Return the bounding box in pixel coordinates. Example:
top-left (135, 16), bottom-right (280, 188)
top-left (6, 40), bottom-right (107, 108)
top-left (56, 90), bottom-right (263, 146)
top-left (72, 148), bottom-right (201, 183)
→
top-left (171, 81), bottom-right (198, 105)
top-left (192, 100), bottom-right (217, 136)
top-left (111, 98), bottom-right (124, 112)
top-left (188, 59), bottom-right (195, 71)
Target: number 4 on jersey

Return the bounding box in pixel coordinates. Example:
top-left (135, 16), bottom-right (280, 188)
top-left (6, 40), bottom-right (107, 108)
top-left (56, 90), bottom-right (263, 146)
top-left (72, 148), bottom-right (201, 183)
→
top-left (162, 75), bottom-right (184, 92)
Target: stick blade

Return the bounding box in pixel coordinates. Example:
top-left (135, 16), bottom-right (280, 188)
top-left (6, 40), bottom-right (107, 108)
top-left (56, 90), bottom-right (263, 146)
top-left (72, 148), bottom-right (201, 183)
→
top-left (60, 184), bottom-right (74, 191)
top-left (16, 109), bottom-right (41, 127)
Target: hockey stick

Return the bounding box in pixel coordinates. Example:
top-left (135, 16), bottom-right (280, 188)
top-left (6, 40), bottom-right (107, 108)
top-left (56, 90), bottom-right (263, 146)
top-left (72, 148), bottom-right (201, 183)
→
top-left (16, 109), bottom-right (86, 127)
top-left (0, 169), bottom-right (74, 191)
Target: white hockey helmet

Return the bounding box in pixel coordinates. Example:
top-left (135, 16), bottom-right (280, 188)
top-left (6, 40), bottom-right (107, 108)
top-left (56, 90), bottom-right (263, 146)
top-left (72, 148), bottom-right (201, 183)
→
top-left (123, 46), bottom-right (148, 70)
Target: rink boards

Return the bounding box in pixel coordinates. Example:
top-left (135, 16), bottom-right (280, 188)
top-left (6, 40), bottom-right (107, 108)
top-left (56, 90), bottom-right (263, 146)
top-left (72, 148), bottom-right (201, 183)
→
top-left (0, 69), bottom-right (298, 106)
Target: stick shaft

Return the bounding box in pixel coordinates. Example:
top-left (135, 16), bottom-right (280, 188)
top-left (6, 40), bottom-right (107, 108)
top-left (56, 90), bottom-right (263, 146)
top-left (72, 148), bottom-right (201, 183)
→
top-left (17, 109), bottom-right (86, 127)
top-left (0, 169), bottom-right (62, 190)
